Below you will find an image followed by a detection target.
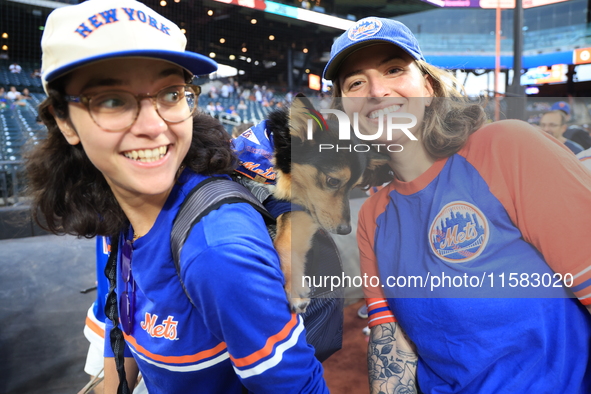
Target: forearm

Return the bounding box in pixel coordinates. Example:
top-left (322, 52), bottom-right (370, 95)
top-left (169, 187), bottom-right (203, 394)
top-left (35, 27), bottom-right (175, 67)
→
top-left (104, 357), bottom-right (139, 394)
top-left (586, 304), bottom-right (591, 316)
top-left (368, 322), bottom-right (418, 394)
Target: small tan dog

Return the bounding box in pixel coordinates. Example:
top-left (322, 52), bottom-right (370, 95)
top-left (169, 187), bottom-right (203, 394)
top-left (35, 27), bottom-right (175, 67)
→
top-left (234, 96), bottom-right (385, 312)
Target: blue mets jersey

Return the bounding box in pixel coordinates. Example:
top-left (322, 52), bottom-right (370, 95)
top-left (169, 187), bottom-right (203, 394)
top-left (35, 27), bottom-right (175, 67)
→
top-left (359, 120), bottom-right (591, 393)
top-left (231, 120), bottom-right (276, 184)
top-left (104, 169), bottom-right (327, 393)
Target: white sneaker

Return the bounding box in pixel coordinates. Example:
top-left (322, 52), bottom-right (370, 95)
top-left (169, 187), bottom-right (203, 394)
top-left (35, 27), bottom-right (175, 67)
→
top-left (357, 305), bottom-right (368, 319)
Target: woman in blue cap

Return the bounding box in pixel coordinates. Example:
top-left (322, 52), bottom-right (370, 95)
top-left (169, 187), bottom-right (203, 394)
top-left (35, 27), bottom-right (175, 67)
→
top-left (26, 1), bottom-right (327, 393)
top-left (324, 16), bottom-right (591, 394)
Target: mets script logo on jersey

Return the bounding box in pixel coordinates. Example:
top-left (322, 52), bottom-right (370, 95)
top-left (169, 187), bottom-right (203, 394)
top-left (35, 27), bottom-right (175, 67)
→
top-left (141, 313), bottom-right (178, 340)
top-left (348, 18), bottom-right (382, 41)
top-left (429, 201), bottom-right (489, 263)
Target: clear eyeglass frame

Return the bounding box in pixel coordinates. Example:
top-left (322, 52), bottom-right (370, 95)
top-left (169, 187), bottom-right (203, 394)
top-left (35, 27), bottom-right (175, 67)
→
top-left (64, 84), bottom-right (201, 131)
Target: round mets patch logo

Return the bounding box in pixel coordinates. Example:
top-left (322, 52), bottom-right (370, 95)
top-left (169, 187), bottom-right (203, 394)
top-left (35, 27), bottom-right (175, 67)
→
top-left (348, 18), bottom-right (382, 41)
top-left (429, 201), bottom-right (489, 263)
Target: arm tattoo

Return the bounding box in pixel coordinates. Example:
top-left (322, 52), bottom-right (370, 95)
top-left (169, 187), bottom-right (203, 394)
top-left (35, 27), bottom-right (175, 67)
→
top-left (368, 323), bottom-right (418, 394)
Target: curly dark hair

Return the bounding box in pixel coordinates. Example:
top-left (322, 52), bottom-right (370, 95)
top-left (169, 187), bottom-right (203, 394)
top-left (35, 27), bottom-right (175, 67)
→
top-left (25, 79), bottom-right (236, 237)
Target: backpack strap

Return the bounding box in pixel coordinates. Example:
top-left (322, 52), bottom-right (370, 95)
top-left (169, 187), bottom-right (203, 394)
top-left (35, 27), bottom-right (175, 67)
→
top-left (170, 177), bottom-right (276, 307)
top-left (104, 234), bottom-right (131, 394)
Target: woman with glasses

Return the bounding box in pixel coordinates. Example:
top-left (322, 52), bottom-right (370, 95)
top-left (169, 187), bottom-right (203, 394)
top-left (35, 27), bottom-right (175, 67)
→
top-left (26, 1), bottom-right (328, 393)
top-left (323, 17), bottom-right (591, 394)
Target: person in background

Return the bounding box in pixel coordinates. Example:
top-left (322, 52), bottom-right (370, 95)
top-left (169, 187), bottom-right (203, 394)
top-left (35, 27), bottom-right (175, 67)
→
top-left (9, 62), bottom-right (22, 73)
top-left (551, 100), bottom-right (591, 149)
top-left (565, 126), bottom-right (591, 150)
top-left (539, 109), bottom-right (584, 154)
top-left (237, 99), bottom-right (247, 111)
top-left (27, 1), bottom-right (328, 393)
top-left (220, 82), bottom-right (230, 98)
top-left (323, 16), bottom-right (591, 394)
top-left (78, 236), bottom-right (148, 394)
top-left (227, 80), bottom-right (235, 98)
top-left (0, 87), bottom-right (6, 109)
top-left (254, 86), bottom-right (263, 103)
top-left (551, 101), bottom-right (571, 122)
top-left (5, 86), bottom-right (21, 100)
top-left (233, 81), bottom-right (240, 99)
top-left (20, 87), bottom-right (32, 99)
top-left (225, 104), bottom-right (238, 117)
top-left (207, 85), bottom-right (218, 99)
top-left (576, 147), bottom-right (591, 171)
top-left (79, 236), bottom-right (110, 394)
top-left (15, 87), bottom-right (32, 106)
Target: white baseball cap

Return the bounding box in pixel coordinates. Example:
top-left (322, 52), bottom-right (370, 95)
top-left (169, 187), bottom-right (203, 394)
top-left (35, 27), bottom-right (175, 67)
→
top-left (41, 0), bottom-right (217, 93)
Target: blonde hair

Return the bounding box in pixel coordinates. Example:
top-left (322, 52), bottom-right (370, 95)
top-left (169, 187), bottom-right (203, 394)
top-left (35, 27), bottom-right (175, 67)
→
top-left (415, 61), bottom-right (487, 159)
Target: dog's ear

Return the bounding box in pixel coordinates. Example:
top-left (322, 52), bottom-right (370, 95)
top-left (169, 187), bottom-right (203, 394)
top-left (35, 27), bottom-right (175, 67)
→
top-left (293, 92), bottom-right (315, 110)
top-left (289, 95), bottom-right (329, 142)
top-left (266, 105), bottom-right (293, 148)
top-left (266, 106), bottom-right (299, 176)
top-left (289, 97), bottom-right (308, 141)
top-left (366, 150), bottom-right (390, 170)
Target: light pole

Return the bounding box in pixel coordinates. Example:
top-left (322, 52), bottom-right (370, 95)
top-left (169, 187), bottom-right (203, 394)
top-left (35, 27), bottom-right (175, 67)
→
top-left (508, 0), bottom-right (526, 120)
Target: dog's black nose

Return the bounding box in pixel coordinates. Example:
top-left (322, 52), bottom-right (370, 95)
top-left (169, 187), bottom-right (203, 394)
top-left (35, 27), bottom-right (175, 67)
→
top-left (336, 224), bottom-right (351, 235)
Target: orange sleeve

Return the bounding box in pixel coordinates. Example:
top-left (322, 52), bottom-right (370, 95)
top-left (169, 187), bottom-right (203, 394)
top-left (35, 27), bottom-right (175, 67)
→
top-left (458, 120), bottom-right (591, 305)
top-left (357, 188), bottom-right (397, 327)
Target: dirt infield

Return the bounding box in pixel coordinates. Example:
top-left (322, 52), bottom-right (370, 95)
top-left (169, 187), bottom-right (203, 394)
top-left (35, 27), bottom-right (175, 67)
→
top-left (323, 300), bottom-right (370, 394)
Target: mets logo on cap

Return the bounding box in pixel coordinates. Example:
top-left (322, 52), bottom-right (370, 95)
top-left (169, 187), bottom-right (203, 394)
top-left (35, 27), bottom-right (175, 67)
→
top-left (348, 18), bottom-right (382, 41)
top-left (429, 201), bottom-right (489, 263)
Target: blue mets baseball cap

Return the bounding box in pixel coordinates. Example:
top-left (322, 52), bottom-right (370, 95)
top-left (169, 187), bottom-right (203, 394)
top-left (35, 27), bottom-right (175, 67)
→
top-left (551, 101), bottom-right (570, 116)
top-left (323, 17), bottom-right (424, 81)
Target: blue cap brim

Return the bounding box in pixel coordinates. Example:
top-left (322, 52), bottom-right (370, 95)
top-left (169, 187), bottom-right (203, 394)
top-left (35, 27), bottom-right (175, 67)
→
top-left (323, 39), bottom-right (396, 81)
top-left (44, 49), bottom-right (218, 83)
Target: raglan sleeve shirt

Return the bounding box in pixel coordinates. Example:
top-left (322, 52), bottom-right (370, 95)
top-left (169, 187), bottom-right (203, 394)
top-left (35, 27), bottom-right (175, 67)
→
top-left (358, 120), bottom-right (591, 324)
top-left (357, 189), bottom-right (398, 328)
top-left (458, 120), bottom-right (591, 306)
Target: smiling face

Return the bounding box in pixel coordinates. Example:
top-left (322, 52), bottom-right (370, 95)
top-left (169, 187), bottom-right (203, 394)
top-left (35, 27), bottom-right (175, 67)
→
top-left (337, 43), bottom-right (433, 145)
top-left (539, 111), bottom-right (567, 139)
top-left (54, 58), bottom-right (192, 206)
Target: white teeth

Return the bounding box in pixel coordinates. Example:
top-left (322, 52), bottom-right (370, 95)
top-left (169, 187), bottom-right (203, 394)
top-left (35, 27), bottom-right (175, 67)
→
top-left (369, 104), bottom-right (402, 119)
top-left (123, 146), bottom-right (168, 162)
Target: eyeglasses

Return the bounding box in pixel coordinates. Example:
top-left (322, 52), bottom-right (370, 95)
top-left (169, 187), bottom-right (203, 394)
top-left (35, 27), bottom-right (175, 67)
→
top-left (539, 122), bottom-right (563, 128)
top-left (65, 84), bottom-right (201, 131)
top-left (120, 239), bottom-right (135, 335)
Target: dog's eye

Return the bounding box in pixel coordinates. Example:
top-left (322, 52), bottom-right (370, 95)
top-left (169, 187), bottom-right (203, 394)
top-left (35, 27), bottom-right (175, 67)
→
top-left (326, 177), bottom-right (341, 188)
